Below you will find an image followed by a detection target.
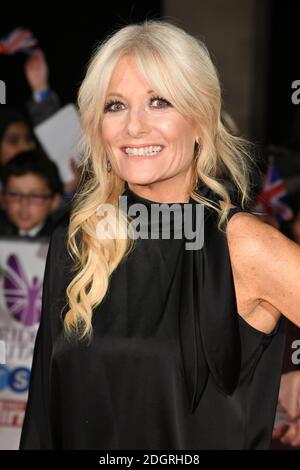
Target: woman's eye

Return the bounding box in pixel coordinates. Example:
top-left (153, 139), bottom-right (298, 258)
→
top-left (150, 96), bottom-right (172, 108)
top-left (104, 100), bottom-right (125, 113)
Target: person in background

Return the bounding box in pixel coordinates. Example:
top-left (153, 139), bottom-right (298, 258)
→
top-left (0, 48), bottom-right (61, 167)
top-left (0, 105), bottom-right (81, 206)
top-left (25, 48), bottom-right (81, 197)
top-left (24, 48), bottom-right (61, 126)
top-left (0, 49), bottom-right (81, 199)
top-left (0, 149), bottom-right (64, 238)
top-left (272, 196), bottom-right (300, 448)
top-left (0, 107), bottom-right (36, 166)
top-left (273, 371), bottom-right (300, 447)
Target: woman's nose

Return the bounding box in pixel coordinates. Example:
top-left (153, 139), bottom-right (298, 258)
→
top-left (126, 107), bottom-right (151, 137)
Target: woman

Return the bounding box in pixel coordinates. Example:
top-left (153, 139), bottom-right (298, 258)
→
top-left (20, 20), bottom-right (300, 450)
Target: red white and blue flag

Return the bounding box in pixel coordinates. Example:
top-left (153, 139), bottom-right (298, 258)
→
top-left (254, 155), bottom-right (294, 223)
top-left (0, 28), bottom-right (37, 55)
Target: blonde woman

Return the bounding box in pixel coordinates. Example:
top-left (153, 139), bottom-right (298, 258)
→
top-left (20, 20), bottom-right (300, 450)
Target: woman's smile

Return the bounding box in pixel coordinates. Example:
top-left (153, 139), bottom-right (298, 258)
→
top-left (120, 144), bottom-right (165, 159)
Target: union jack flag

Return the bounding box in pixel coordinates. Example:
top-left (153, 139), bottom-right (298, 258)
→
top-left (0, 28), bottom-right (37, 55)
top-left (253, 155), bottom-right (294, 223)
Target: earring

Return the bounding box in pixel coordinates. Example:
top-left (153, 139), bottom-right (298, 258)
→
top-left (106, 159), bottom-right (112, 173)
top-left (194, 139), bottom-right (201, 161)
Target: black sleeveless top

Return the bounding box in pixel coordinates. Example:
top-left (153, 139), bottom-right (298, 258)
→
top-left (20, 184), bottom-right (286, 450)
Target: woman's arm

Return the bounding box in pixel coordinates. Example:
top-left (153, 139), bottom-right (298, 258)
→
top-left (227, 212), bottom-right (300, 329)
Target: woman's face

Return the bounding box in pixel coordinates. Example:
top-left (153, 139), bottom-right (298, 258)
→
top-left (101, 55), bottom-right (198, 199)
top-left (0, 122), bottom-right (35, 165)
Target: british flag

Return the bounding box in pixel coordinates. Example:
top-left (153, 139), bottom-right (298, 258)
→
top-left (253, 155), bottom-right (294, 223)
top-left (0, 28), bottom-right (37, 55)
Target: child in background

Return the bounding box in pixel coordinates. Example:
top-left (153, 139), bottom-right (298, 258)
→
top-left (0, 106), bottom-right (81, 204)
top-left (0, 149), bottom-right (64, 238)
top-left (0, 107), bottom-right (36, 166)
top-left (0, 47), bottom-right (61, 166)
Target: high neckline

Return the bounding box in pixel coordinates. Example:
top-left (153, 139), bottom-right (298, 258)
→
top-left (123, 183), bottom-right (201, 207)
top-left (120, 182), bottom-right (205, 241)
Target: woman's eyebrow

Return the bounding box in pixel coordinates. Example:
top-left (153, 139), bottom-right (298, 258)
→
top-left (106, 90), bottom-right (154, 98)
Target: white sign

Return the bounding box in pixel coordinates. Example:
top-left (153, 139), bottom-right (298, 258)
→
top-left (0, 341), bottom-right (5, 364)
top-left (34, 103), bottom-right (82, 183)
top-left (0, 238), bottom-right (48, 449)
top-left (0, 80), bottom-right (5, 104)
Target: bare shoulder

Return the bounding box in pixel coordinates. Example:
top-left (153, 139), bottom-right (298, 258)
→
top-left (225, 210), bottom-right (291, 286)
top-left (226, 211), bottom-right (282, 248)
top-left (226, 211), bottom-right (300, 330)
top-left (226, 211), bottom-right (292, 261)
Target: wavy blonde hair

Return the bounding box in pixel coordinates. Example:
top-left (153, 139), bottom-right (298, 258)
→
top-left (64, 20), bottom-right (255, 339)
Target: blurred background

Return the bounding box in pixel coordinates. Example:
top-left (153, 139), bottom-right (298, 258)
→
top-left (0, 0), bottom-right (300, 450)
top-left (2, 0), bottom-right (300, 144)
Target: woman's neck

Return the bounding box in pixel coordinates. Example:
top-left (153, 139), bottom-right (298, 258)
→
top-left (126, 177), bottom-right (196, 204)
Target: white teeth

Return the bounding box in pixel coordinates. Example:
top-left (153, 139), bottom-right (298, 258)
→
top-left (125, 145), bottom-right (162, 156)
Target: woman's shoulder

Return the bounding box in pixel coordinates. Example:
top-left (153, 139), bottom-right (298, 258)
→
top-left (225, 210), bottom-right (284, 274)
top-left (226, 209), bottom-right (281, 247)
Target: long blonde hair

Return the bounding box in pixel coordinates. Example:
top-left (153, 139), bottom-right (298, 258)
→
top-left (64, 20), bottom-right (255, 339)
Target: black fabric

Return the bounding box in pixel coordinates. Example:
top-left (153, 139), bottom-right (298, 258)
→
top-left (19, 183), bottom-right (286, 450)
top-left (26, 90), bottom-right (61, 126)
